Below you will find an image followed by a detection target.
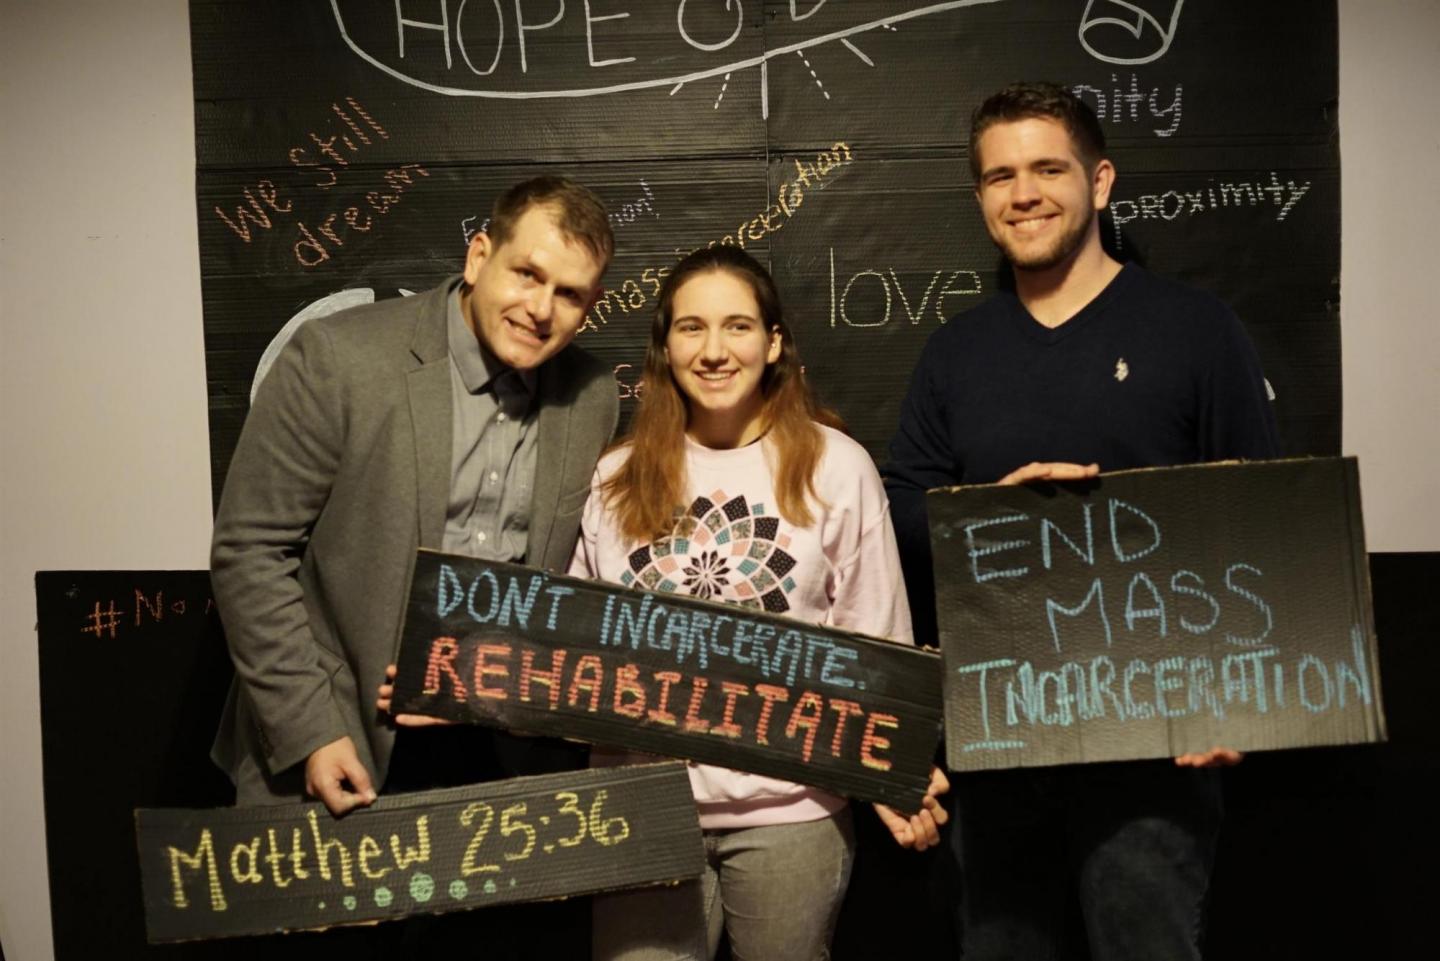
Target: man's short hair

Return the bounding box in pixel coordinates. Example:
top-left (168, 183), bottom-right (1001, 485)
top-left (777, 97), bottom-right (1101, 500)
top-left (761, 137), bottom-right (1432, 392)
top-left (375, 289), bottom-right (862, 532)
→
top-left (969, 82), bottom-right (1107, 180)
top-left (488, 175), bottom-right (615, 268)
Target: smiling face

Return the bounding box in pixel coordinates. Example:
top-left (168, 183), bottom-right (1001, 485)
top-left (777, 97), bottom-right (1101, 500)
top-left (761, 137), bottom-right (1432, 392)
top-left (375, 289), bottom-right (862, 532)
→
top-left (460, 204), bottom-right (605, 371)
top-left (665, 269), bottom-right (782, 448)
top-left (974, 116), bottom-right (1114, 273)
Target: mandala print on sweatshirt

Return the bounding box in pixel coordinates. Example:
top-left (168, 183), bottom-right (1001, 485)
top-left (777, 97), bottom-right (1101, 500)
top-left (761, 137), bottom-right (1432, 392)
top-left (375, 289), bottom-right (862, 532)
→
top-left (619, 490), bottom-right (798, 613)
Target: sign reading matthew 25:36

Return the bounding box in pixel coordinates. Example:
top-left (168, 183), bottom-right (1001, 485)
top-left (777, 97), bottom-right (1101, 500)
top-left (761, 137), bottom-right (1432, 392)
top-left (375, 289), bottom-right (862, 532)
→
top-left (929, 458), bottom-right (1386, 771)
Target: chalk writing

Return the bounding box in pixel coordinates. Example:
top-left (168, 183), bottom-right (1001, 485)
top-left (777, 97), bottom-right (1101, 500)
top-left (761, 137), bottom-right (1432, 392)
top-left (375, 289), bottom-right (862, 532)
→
top-left (1070, 73), bottom-right (1181, 137)
top-left (795, 49), bottom-right (831, 102)
top-left (433, 562), bottom-right (864, 692)
top-left (333, 0), bottom-right (1009, 108)
top-left (462, 215), bottom-right (488, 245)
top-left (931, 459), bottom-right (1386, 771)
top-left (953, 625), bottom-right (1374, 751)
top-left (712, 72), bottom-right (732, 109)
top-left (955, 498), bottom-right (1278, 654)
top-left (1078, 0), bottom-right (1185, 66)
top-left (286, 96), bottom-right (391, 188)
top-left (77, 588), bottom-right (215, 640)
top-left (393, 551), bottom-right (944, 810)
top-left (211, 98), bottom-right (429, 270)
top-left (294, 163), bottom-right (430, 268)
top-left (1109, 172), bottom-right (1312, 251)
top-left (213, 179), bottom-right (292, 244)
top-left (613, 362), bottom-right (646, 400)
top-left (137, 763), bottom-right (700, 942)
top-left (82, 600), bottom-right (125, 639)
top-left (459, 178), bottom-right (654, 249)
top-left (420, 636), bottom-right (894, 768)
top-left (608, 179), bottom-right (658, 227)
top-left (828, 249), bottom-right (982, 329)
top-left (582, 142), bottom-right (854, 332)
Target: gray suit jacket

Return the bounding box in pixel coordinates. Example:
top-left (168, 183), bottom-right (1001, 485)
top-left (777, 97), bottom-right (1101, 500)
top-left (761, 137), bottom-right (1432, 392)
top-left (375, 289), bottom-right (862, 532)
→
top-left (210, 279), bottom-right (618, 803)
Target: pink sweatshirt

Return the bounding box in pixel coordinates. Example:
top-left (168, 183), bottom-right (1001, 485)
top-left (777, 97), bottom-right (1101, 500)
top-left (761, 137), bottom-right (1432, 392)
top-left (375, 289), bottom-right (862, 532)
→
top-left (568, 424), bottom-right (913, 830)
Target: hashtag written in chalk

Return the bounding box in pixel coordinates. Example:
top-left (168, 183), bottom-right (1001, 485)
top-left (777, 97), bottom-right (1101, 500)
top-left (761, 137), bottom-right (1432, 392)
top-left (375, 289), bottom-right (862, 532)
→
top-left (82, 600), bottom-right (124, 639)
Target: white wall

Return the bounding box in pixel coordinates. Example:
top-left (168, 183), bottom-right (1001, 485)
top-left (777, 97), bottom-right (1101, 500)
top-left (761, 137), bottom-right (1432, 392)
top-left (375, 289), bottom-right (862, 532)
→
top-left (1, 1), bottom-right (1436, 957)
top-left (0, 3), bottom-right (212, 960)
top-left (1338, 0), bottom-right (1440, 551)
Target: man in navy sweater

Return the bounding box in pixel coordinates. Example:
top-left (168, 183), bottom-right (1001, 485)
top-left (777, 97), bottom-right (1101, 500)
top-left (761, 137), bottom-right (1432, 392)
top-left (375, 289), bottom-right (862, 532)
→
top-left (883, 83), bottom-right (1280, 960)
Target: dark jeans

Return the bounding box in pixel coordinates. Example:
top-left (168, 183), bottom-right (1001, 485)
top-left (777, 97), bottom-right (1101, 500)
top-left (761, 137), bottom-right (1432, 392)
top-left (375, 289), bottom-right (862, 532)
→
top-left (955, 760), bottom-right (1223, 961)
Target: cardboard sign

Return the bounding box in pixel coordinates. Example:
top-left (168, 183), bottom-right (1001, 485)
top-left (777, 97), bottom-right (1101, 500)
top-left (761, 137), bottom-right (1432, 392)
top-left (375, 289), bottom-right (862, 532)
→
top-left (391, 551), bottom-right (944, 811)
top-left (36, 571), bottom-right (241, 959)
top-left (929, 458), bottom-right (1386, 771)
top-left (136, 761), bottom-right (700, 942)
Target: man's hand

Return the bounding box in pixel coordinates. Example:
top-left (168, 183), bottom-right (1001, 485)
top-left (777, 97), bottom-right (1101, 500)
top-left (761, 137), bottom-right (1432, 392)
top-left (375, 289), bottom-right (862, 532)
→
top-left (998, 462), bottom-right (1101, 486)
top-left (1175, 746), bottom-right (1244, 768)
top-left (377, 664), bottom-right (454, 727)
top-left (874, 766), bottom-right (951, 851)
top-left (304, 736), bottom-right (377, 816)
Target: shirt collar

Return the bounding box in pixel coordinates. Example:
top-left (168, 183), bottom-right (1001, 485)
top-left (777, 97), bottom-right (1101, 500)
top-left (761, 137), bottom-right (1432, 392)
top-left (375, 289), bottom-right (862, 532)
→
top-left (447, 281), bottom-right (536, 396)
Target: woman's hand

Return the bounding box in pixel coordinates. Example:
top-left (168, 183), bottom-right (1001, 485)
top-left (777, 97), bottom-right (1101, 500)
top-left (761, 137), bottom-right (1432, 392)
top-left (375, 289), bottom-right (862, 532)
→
top-left (1174, 746), bottom-right (1243, 768)
top-left (376, 663), bottom-right (455, 727)
top-left (873, 766), bottom-right (951, 850)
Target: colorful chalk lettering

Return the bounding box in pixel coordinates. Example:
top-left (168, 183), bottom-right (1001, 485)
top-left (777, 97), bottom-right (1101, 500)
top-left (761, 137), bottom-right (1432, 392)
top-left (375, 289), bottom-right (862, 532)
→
top-left (930, 458), bottom-right (1386, 770)
top-left (136, 762), bottom-right (701, 942)
top-left (392, 551), bottom-right (943, 812)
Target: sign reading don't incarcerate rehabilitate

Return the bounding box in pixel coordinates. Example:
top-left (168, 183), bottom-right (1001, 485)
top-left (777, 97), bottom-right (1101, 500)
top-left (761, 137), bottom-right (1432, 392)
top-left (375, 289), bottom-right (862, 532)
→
top-left (390, 551), bottom-right (945, 812)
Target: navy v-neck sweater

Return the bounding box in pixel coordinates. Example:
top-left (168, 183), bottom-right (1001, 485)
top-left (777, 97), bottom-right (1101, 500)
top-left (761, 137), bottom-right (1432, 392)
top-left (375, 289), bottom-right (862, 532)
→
top-left (883, 263), bottom-right (1281, 646)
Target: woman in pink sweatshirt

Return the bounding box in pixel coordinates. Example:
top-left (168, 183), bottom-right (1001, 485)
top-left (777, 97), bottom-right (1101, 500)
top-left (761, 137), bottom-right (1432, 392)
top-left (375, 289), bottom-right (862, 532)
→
top-left (573, 244), bottom-right (947, 961)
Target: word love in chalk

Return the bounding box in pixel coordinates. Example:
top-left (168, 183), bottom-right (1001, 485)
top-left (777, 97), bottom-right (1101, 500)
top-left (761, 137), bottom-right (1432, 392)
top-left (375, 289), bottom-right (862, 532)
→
top-left (828, 247), bottom-right (982, 330)
top-left (137, 763), bottom-right (700, 942)
top-left (929, 459), bottom-right (1386, 771)
top-left (392, 552), bottom-right (944, 811)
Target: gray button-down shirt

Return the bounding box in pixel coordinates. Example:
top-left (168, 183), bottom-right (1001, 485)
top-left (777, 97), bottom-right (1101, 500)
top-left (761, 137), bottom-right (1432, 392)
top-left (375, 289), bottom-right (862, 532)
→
top-left (442, 283), bottom-right (537, 562)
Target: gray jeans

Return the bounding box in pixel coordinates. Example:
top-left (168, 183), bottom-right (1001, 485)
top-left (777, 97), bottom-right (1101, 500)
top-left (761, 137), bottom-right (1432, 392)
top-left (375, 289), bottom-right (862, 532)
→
top-left (594, 808), bottom-right (856, 961)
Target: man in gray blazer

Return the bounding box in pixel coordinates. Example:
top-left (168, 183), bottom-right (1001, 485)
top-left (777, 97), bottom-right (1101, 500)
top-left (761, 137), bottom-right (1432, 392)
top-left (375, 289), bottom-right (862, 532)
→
top-left (210, 177), bottom-right (619, 817)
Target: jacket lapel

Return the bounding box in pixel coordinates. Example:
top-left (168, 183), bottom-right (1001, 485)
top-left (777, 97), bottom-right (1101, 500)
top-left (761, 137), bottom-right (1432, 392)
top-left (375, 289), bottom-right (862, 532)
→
top-left (528, 360), bottom-right (573, 569)
top-left (407, 282), bottom-right (455, 550)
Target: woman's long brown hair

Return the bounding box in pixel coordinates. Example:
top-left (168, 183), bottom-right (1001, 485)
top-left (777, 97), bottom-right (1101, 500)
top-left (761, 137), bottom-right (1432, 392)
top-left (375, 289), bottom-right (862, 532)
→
top-left (602, 245), bottom-right (843, 542)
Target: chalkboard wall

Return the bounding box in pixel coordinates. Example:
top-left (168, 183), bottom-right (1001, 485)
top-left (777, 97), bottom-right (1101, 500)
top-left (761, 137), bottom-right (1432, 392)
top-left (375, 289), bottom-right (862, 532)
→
top-left (192, 0), bottom-right (1340, 499)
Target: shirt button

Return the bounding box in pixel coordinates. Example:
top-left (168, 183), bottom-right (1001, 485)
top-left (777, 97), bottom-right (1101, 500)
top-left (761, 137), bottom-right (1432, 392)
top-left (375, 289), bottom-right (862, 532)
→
top-left (497, 412), bottom-right (507, 423)
top-left (476, 531), bottom-right (487, 543)
top-left (489, 471), bottom-right (499, 483)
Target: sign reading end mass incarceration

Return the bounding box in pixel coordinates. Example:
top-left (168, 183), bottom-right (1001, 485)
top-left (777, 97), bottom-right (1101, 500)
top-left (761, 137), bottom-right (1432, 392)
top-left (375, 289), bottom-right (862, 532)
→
top-left (391, 552), bottom-right (944, 811)
top-left (136, 762), bottom-right (700, 942)
top-left (930, 458), bottom-right (1387, 772)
